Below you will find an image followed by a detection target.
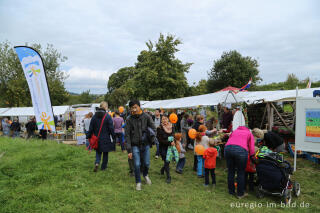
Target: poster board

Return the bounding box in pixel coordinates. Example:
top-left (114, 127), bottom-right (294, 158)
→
top-left (75, 107), bottom-right (94, 145)
top-left (295, 97), bottom-right (320, 152)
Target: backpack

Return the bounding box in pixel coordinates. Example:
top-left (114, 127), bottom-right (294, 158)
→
top-left (88, 114), bottom-right (107, 151)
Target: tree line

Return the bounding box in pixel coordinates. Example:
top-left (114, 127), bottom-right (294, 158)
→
top-left (0, 36), bottom-right (318, 108)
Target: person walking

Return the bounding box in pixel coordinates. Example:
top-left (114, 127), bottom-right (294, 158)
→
top-left (84, 112), bottom-right (93, 148)
top-left (10, 118), bottom-right (21, 138)
top-left (152, 109), bottom-right (162, 159)
top-left (113, 111), bottom-right (125, 152)
top-left (26, 117), bottom-right (37, 139)
top-left (87, 101), bottom-right (115, 172)
top-left (125, 100), bottom-right (156, 191)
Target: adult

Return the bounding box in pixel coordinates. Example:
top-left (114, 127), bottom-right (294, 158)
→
top-left (26, 117), bottom-right (37, 139)
top-left (125, 100), bottom-right (156, 191)
top-left (224, 126), bottom-right (255, 198)
top-left (87, 101), bottom-right (115, 172)
top-left (83, 112), bottom-right (93, 148)
top-left (157, 115), bottom-right (175, 183)
top-left (113, 111), bottom-right (125, 152)
top-left (222, 107), bottom-right (233, 130)
top-left (180, 113), bottom-right (190, 145)
top-left (252, 128), bottom-right (285, 152)
top-left (152, 108), bottom-right (162, 159)
top-left (10, 118), bottom-right (21, 138)
top-left (2, 118), bottom-right (10, 136)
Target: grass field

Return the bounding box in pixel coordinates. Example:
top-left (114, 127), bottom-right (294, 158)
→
top-left (0, 137), bottom-right (319, 213)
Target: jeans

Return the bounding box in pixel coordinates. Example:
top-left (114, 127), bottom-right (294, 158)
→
top-left (205, 168), bottom-right (216, 185)
top-left (176, 157), bottom-right (186, 172)
top-left (193, 155), bottom-right (198, 171)
top-left (115, 133), bottom-right (125, 151)
top-left (95, 151), bottom-right (109, 170)
top-left (155, 142), bottom-right (160, 156)
top-left (224, 145), bottom-right (248, 196)
top-left (132, 145), bottom-right (150, 183)
top-left (12, 131), bottom-right (20, 138)
top-left (197, 155), bottom-right (204, 176)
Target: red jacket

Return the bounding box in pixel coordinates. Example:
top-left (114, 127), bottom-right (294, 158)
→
top-left (203, 147), bottom-right (218, 169)
top-left (245, 155), bottom-right (256, 173)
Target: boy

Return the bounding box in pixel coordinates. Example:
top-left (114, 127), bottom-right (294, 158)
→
top-left (203, 139), bottom-right (218, 186)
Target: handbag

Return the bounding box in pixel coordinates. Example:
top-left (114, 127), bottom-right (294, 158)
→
top-left (88, 114), bottom-right (107, 150)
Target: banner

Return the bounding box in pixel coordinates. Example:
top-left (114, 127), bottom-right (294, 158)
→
top-left (14, 46), bottom-right (56, 131)
top-left (305, 109), bottom-right (320, 142)
top-left (75, 107), bottom-right (94, 145)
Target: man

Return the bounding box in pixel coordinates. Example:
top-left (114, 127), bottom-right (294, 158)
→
top-left (125, 100), bottom-right (156, 191)
top-left (87, 101), bottom-right (115, 172)
top-left (152, 109), bottom-right (162, 159)
top-left (222, 107), bottom-right (233, 130)
top-left (10, 118), bottom-right (21, 138)
top-left (26, 117), bottom-right (37, 139)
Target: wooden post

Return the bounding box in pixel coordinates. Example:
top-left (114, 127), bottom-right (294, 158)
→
top-left (267, 103), bottom-right (271, 131)
top-left (260, 104), bottom-right (267, 129)
top-left (270, 104), bottom-right (274, 131)
top-left (270, 102), bottom-right (295, 134)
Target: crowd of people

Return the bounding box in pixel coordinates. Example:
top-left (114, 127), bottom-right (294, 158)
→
top-left (86, 100), bottom-right (286, 198)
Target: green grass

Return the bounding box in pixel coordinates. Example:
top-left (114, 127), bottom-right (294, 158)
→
top-left (0, 137), bottom-right (319, 213)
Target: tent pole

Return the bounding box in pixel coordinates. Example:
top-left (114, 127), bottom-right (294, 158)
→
top-left (260, 104), bottom-right (267, 129)
top-left (294, 86), bottom-right (298, 172)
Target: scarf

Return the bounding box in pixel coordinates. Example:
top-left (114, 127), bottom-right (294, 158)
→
top-left (162, 121), bottom-right (172, 134)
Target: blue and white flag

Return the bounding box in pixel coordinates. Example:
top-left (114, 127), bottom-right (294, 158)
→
top-left (15, 46), bottom-right (56, 131)
top-left (239, 78), bottom-right (252, 91)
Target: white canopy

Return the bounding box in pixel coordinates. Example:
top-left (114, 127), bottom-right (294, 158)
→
top-left (141, 88), bottom-right (320, 109)
top-left (0, 105), bottom-right (70, 117)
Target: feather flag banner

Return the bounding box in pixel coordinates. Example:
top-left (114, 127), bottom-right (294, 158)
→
top-left (239, 78), bottom-right (252, 91)
top-left (307, 80), bottom-right (311, 89)
top-left (14, 46), bottom-right (56, 131)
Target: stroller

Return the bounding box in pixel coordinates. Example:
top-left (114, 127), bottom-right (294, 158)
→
top-left (255, 147), bottom-right (301, 205)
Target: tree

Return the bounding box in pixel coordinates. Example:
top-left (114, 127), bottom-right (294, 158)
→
top-left (207, 50), bottom-right (261, 92)
top-left (189, 79), bottom-right (208, 96)
top-left (107, 66), bottom-right (137, 93)
top-left (285, 73), bottom-right (299, 89)
top-left (106, 88), bottom-right (129, 109)
top-left (0, 41), bottom-right (68, 107)
top-left (130, 33), bottom-right (192, 100)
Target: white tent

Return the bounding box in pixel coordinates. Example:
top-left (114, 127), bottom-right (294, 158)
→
top-left (141, 88), bottom-right (320, 109)
top-left (0, 106), bottom-right (70, 117)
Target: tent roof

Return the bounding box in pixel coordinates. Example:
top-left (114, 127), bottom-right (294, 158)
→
top-left (217, 86), bottom-right (240, 92)
top-left (0, 106), bottom-right (70, 117)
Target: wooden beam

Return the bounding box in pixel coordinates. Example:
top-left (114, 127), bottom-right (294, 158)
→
top-left (260, 104), bottom-right (267, 129)
top-left (267, 103), bottom-right (271, 131)
top-left (270, 102), bottom-right (295, 134)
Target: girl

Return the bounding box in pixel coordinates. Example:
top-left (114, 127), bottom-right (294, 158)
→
top-left (157, 115), bottom-right (175, 183)
top-left (175, 133), bottom-right (186, 174)
top-left (195, 125), bottom-right (209, 178)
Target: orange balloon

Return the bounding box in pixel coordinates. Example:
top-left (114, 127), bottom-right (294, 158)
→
top-left (188, 128), bottom-right (197, 139)
top-left (119, 106), bottom-right (124, 113)
top-left (111, 112), bottom-right (115, 117)
top-left (169, 113), bottom-right (178, 124)
top-left (108, 111), bottom-right (112, 116)
top-left (195, 145), bottom-right (205, 155)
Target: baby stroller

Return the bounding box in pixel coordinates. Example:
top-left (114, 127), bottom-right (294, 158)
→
top-left (255, 147), bottom-right (300, 205)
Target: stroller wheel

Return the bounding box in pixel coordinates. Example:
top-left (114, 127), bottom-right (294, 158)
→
top-left (283, 189), bottom-right (292, 205)
top-left (256, 186), bottom-right (264, 199)
top-left (293, 181), bottom-right (301, 197)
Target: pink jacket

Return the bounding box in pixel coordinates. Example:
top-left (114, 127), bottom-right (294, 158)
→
top-left (225, 126), bottom-right (255, 156)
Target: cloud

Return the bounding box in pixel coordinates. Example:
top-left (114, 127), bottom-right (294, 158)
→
top-left (1, 0), bottom-right (319, 93)
top-left (64, 67), bottom-right (114, 94)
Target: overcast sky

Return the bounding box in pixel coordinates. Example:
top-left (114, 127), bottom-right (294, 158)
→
top-left (1, 0), bottom-right (319, 94)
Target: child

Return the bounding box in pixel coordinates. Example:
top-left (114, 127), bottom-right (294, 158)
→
top-left (195, 125), bottom-right (209, 178)
top-left (245, 146), bottom-right (258, 192)
top-left (175, 133), bottom-right (186, 174)
top-left (203, 139), bottom-right (218, 186)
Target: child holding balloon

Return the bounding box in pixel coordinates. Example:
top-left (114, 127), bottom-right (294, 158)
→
top-left (195, 125), bottom-right (209, 178)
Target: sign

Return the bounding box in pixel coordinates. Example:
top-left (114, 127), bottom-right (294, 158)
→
top-left (305, 109), bottom-right (320, 142)
top-left (14, 46), bottom-right (55, 131)
top-left (75, 107), bottom-right (93, 145)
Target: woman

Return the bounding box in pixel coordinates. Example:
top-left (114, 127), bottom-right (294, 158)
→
top-left (157, 115), bottom-right (175, 183)
top-left (113, 111), bottom-right (125, 152)
top-left (252, 128), bottom-right (285, 152)
top-left (224, 126), bottom-right (255, 199)
top-left (87, 101), bottom-right (115, 172)
top-left (84, 112), bottom-right (93, 148)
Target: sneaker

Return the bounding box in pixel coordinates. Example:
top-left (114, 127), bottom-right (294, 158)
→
top-left (198, 175), bottom-right (204, 178)
top-left (188, 144), bottom-right (194, 150)
top-left (166, 177), bottom-right (171, 184)
top-left (155, 155), bottom-right (159, 159)
top-left (93, 164), bottom-right (99, 172)
top-left (175, 170), bottom-right (182, 174)
top-left (144, 176), bottom-right (152, 185)
top-left (237, 193), bottom-right (248, 199)
top-left (136, 183), bottom-right (142, 191)
top-left (204, 184), bottom-right (209, 187)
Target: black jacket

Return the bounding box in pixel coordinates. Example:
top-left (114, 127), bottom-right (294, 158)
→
top-left (192, 121), bottom-right (203, 132)
top-left (156, 125), bottom-right (175, 150)
top-left (263, 131), bottom-right (284, 150)
top-left (26, 121), bottom-right (37, 133)
top-left (87, 108), bottom-right (115, 152)
top-left (125, 112), bottom-right (156, 153)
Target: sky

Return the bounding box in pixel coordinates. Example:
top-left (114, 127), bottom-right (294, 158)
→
top-left (1, 0), bottom-right (319, 94)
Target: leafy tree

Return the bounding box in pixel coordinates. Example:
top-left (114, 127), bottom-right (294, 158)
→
top-left (189, 79), bottom-right (208, 96)
top-left (130, 33), bottom-right (192, 100)
top-left (207, 50), bottom-right (261, 92)
top-left (0, 41), bottom-right (68, 107)
top-left (107, 66), bottom-right (137, 93)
